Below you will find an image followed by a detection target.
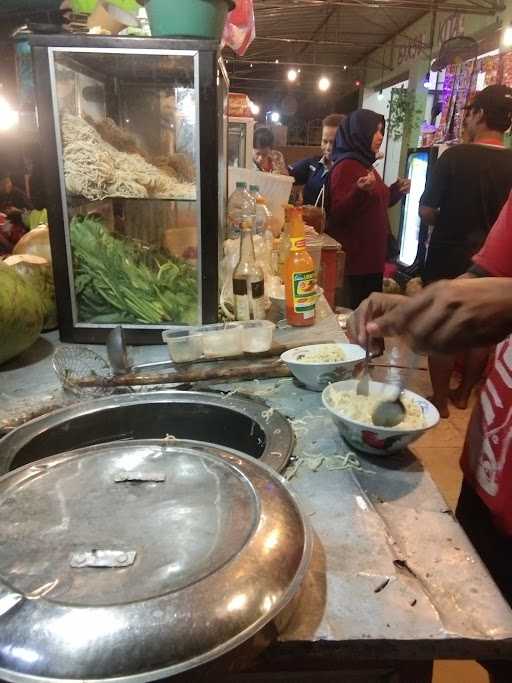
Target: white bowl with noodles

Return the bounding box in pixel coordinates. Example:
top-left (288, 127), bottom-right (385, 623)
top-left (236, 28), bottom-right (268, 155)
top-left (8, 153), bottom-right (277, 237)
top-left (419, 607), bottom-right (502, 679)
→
top-left (322, 379), bottom-right (439, 455)
top-left (281, 343), bottom-right (366, 392)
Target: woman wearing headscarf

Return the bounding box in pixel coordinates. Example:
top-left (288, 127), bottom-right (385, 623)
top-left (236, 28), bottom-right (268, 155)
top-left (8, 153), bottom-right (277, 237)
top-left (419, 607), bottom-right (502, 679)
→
top-left (327, 109), bottom-right (410, 309)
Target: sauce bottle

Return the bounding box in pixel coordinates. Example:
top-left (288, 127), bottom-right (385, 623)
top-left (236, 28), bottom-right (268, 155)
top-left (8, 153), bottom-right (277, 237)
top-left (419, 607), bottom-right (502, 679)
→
top-left (283, 207), bottom-right (316, 327)
top-left (233, 221), bottom-right (266, 321)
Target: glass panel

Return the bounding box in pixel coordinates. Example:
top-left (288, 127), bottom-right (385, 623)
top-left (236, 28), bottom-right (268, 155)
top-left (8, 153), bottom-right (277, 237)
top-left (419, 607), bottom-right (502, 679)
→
top-left (399, 150), bottom-right (428, 267)
top-left (228, 122), bottom-right (246, 168)
top-left (51, 48), bottom-right (200, 327)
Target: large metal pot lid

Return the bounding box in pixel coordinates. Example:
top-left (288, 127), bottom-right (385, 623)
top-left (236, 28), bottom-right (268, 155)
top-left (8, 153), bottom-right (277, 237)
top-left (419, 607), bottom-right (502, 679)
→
top-left (0, 439), bottom-right (311, 683)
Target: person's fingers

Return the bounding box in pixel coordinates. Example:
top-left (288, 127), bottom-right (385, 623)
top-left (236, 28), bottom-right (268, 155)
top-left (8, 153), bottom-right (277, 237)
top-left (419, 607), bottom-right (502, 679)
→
top-left (367, 290), bottom-right (434, 339)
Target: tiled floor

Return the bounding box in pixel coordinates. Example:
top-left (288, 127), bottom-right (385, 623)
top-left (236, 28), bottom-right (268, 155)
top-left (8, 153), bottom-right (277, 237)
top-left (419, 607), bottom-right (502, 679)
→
top-left (376, 340), bottom-right (489, 683)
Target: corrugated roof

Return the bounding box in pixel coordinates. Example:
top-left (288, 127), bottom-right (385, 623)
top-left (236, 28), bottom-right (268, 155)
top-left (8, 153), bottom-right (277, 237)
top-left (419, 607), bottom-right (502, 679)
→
top-left (228, 0), bottom-right (503, 94)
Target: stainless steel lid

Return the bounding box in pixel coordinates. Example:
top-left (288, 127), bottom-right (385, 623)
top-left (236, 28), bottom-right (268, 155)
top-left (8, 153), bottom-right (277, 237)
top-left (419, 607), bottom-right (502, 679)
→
top-left (0, 439), bottom-right (311, 683)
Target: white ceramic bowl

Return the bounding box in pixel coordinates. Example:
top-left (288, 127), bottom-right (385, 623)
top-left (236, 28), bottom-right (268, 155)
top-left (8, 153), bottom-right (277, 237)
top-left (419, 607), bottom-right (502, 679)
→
top-left (281, 343), bottom-right (366, 392)
top-left (322, 379), bottom-right (440, 455)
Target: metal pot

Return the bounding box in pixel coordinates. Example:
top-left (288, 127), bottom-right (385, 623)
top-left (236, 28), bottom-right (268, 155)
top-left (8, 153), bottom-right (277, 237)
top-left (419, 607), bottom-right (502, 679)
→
top-left (0, 439), bottom-right (311, 682)
top-left (0, 391), bottom-right (294, 474)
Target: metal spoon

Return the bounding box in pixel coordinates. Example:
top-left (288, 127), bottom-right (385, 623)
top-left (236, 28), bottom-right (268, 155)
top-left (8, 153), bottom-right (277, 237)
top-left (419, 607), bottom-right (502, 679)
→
top-left (371, 385), bottom-right (406, 428)
top-left (356, 301), bottom-right (372, 397)
top-left (371, 352), bottom-right (419, 428)
top-left (107, 326), bottom-right (174, 376)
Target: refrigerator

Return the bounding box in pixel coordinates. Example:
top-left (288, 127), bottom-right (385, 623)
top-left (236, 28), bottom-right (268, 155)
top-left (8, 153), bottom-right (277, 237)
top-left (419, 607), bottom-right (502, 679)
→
top-left (397, 146), bottom-right (444, 276)
top-left (228, 116), bottom-right (254, 169)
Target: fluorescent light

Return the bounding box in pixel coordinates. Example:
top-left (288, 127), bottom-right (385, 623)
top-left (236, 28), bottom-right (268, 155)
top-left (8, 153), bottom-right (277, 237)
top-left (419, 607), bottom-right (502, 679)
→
top-left (318, 76), bottom-right (331, 92)
top-left (249, 101), bottom-right (260, 116)
top-left (287, 68), bottom-right (298, 82)
top-left (377, 90), bottom-right (384, 101)
top-left (503, 25), bottom-right (512, 47)
top-left (270, 111), bottom-right (280, 123)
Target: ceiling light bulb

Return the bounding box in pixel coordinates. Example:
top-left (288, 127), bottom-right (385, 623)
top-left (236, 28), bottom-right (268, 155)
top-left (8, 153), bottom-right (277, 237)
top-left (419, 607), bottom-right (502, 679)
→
top-left (377, 90), bottom-right (384, 101)
top-left (0, 95), bottom-right (19, 131)
top-left (249, 101), bottom-right (260, 116)
top-left (287, 68), bottom-right (298, 82)
top-left (275, 59), bottom-right (279, 64)
top-left (343, 65), bottom-right (348, 71)
top-left (270, 111), bottom-right (280, 123)
top-left (318, 76), bottom-right (331, 92)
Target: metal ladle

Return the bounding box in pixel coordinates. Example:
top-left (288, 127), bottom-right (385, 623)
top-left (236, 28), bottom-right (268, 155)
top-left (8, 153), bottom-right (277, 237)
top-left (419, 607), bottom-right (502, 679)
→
top-left (107, 326), bottom-right (174, 376)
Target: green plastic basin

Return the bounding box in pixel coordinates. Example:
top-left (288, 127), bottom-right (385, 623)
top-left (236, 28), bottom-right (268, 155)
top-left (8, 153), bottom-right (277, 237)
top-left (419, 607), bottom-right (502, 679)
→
top-left (147, 0), bottom-right (235, 40)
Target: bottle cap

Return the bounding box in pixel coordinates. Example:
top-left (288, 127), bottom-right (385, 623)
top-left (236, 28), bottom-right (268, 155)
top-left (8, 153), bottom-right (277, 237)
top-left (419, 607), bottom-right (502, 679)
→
top-left (236, 181), bottom-right (247, 189)
top-left (249, 185), bottom-right (260, 193)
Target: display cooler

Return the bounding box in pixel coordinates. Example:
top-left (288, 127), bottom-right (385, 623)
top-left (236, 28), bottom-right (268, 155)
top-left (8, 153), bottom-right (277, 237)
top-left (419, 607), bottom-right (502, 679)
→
top-left (228, 116), bottom-right (254, 169)
top-left (396, 146), bottom-right (440, 278)
top-left (30, 35), bottom-right (228, 344)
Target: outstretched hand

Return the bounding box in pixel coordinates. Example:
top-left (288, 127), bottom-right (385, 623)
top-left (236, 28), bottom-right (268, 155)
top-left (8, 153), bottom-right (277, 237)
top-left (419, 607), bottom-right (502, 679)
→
top-left (356, 171), bottom-right (376, 193)
top-left (365, 278), bottom-right (512, 353)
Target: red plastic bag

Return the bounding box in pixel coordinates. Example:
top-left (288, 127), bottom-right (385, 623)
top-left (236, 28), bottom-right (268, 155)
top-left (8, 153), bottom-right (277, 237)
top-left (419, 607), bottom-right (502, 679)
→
top-left (222, 0), bottom-right (255, 57)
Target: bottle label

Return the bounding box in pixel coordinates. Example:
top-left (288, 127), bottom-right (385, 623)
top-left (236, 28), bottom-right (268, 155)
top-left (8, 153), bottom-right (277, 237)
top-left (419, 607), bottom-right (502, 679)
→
top-left (233, 279), bottom-right (265, 320)
top-left (292, 271), bottom-right (316, 317)
top-left (290, 236), bottom-right (306, 252)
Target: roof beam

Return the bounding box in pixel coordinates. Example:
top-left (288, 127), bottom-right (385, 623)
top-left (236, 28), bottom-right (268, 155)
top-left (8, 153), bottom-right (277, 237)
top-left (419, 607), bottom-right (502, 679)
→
top-left (253, 34), bottom-right (428, 50)
top-left (255, 0), bottom-right (503, 15)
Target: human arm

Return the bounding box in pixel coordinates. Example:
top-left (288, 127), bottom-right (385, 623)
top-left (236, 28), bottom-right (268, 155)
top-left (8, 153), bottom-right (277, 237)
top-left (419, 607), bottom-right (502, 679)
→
top-left (388, 178), bottom-right (411, 207)
top-left (364, 278), bottom-right (512, 353)
top-left (418, 152), bottom-right (450, 223)
top-left (419, 205), bottom-right (439, 225)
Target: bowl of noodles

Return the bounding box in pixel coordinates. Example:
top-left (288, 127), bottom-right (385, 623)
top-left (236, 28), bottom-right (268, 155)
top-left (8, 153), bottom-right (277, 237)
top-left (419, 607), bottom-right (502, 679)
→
top-left (322, 379), bottom-right (439, 454)
top-left (281, 343), bottom-right (366, 391)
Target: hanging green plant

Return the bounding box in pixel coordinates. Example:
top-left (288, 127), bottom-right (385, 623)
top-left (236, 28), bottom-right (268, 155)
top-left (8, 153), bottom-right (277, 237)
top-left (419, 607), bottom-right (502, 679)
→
top-left (388, 88), bottom-right (423, 142)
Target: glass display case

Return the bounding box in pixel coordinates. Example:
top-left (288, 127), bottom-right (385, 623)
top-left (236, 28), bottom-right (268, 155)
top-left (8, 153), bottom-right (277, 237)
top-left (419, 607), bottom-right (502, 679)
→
top-left (228, 116), bottom-right (254, 168)
top-left (30, 35), bottom-right (228, 343)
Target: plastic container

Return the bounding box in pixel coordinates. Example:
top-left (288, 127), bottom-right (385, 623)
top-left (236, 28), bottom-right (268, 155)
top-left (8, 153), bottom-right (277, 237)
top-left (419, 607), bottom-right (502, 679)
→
top-left (240, 321), bottom-right (275, 353)
top-left (254, 196), bottom-right (272, 236)
top-left (227, 181), bottom-right (256, 239)
top-left (162, 330), bottom-right (203, 363)
top-left (228, 167), bottom-right (294, 232)
top-left (146, 0), bottom-right (234, 39)
top-left (200, 323), bottom-right (243, 358)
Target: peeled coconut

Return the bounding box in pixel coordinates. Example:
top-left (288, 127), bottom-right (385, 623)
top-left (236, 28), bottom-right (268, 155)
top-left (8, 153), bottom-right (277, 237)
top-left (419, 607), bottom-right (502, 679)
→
top-left (13, 225), bottom-right (52, 263)
top-left (4, 254), bottom-right (57, 331)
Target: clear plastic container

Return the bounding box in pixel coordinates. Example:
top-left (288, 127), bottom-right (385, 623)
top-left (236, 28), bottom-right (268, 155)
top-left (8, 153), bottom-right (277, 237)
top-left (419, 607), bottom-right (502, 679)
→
top-left (200, 323), bottom-right (244, 358)
top-left (240, 320), bottom-right (275, 353)
top-left (227, 181), bottom-right (256, 239)
top-left (162, 330), bottom-right (203, 362)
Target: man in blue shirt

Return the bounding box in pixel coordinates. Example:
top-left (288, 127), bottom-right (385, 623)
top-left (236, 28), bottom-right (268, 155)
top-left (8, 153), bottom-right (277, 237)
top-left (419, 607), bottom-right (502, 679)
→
top-left (288, 113), bottom-right (345, 206)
